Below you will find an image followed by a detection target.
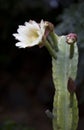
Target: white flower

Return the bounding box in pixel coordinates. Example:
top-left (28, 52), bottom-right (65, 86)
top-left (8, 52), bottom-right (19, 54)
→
top-left (13, 20), bottom-right (47, 48)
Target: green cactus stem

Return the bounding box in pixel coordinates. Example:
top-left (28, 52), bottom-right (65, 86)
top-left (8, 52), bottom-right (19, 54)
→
top-left (52, 36), bottom-right (79, 130)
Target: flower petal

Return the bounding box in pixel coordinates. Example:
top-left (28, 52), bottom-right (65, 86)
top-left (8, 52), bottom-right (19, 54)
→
top-left (15, 42), bottom-right (28, 48)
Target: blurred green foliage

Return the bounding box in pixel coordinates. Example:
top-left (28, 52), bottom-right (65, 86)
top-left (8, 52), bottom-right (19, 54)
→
top-left (56, 1), bottom-right (84, 46)
top-left (1, 120), bottom-right (34, 130)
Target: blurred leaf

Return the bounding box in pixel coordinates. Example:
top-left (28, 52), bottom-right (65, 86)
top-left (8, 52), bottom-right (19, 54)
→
top-left (56, 1), bottom-right (84, 45)
top-left (1, 120), bottom-right (34, 130)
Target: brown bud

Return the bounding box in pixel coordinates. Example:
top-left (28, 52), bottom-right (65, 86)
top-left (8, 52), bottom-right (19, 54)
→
top-left (39, 21), bottom-right (54, 48)
top-left (66, 33), bottom-right (77, 45)
top-left (67, 77), bottom-right (76, 93)
top-left (44, 21), bottom-right (54, 37)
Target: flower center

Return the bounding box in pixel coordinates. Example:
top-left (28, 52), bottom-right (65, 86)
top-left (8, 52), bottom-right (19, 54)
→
top-left (28, 29), bottom-right (39, 42)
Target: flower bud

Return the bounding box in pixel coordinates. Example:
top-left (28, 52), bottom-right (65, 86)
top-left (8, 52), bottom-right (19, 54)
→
top-left (44, 21), bottom-right (54, 37)
top-left (67, 77), bottom-right (76, 93)
top-left (40, 21), bottom-right (54, 47)
top-left (66, 33), bottom-right (77, 44)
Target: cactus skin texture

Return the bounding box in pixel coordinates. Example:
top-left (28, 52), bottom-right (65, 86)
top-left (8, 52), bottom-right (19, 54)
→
top-left (52, 36), bottom-right (79, 130)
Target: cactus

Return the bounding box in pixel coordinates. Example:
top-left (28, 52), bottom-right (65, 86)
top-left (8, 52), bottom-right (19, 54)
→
top-left (13, 19), bottom-right (79, 130)
top-left (52, 35), bottom-right (79, 130)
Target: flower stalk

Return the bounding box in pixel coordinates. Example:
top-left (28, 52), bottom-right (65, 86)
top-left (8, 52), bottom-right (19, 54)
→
top-left (69, 44), bottom-right (74, 59)
top-left (44, 40), bottom-right (57, 59)
top-left (49, 31), bottom-right (59, 52)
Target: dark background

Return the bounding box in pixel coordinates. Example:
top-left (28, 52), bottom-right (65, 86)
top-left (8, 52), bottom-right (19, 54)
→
top-left (0, 0), bottom-right (84, 129)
